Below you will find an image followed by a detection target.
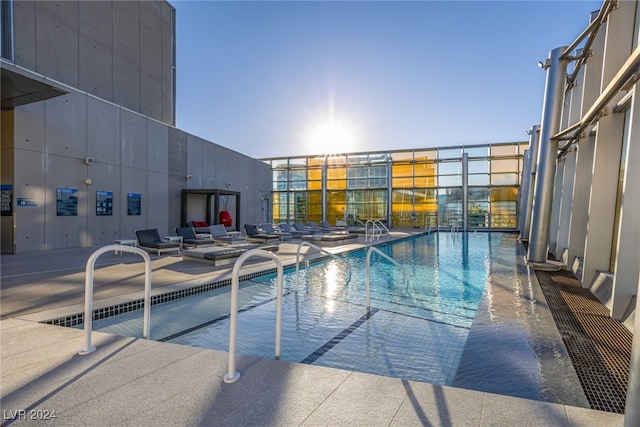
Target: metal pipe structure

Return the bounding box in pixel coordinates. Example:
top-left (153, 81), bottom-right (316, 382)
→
top-left (558, 43), bottom-right (640, 157)
top-left (462, 153), bottom-right (468, 232)
top-left (563, 1), bottom-right (617, 91)
top-left (224, 249), bottom-right (283, 384)
top-left (522, 125), bottom-right (540, 242)
top-left (79, 245), bottom-right (152, 355)
top-left (528, 47), bottom-right (568, 263)
top-left (517, 149), bottom-right (529, 235)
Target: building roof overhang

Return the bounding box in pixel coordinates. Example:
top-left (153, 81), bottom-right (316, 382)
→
top-left (1, 59), bottom-right (68, 109)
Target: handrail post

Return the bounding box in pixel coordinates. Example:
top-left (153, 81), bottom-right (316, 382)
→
top-left (295, 241), bottom-right (351, 292)
top-left (79, 245), bottom-right (152, 355)
top-left (224, 249), bottom-right (283, 384)
top-left (366, 246), bottom-right (410, 308)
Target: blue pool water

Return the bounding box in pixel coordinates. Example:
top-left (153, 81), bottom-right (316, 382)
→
top-left (84, 232), bottom-right (495, 384)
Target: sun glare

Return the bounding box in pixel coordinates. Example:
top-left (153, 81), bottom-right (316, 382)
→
top-left (306, 118), bottom-right (358, 155)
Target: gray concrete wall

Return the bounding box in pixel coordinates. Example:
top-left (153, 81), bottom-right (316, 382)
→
top-left (12, 0), bottom-right (175, 125)
top-left (7, 82), bottom-right (270, 253)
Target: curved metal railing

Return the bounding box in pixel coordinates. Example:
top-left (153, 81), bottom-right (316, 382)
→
top-left (224, 249), bottom-right (284, 384)
top-left (366, 246), bottom-right (409, 305)
top-left (79, 245), bottom-right (152, 355)
top-left (294, 241), bottom-right (351, 291)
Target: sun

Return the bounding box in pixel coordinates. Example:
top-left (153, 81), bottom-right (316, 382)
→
top-left (306, 118), bottom-right (358, 155)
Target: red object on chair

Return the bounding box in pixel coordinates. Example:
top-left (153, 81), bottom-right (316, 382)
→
top-left (219, 211), bottom-right (233, 227)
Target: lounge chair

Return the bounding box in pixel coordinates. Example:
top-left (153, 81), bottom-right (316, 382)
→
top-left (175, 227), bottom-right (216, 248)
top-left (209, 224), bottom-right (246, 245)
top-left (320, 220), bottom-right (346, 231)
top-left (187, 221), bottom-right (213, 236)
top-left (135, 228), bottom-right (181, 256)
top-left (182, 243), bottom-right (279, 266)
top-left (294, 222), bottom-right (323, 234)
top-left (260, 223), bottom-right (293, 240)
top-left (279, 223), bottom-right (307, 238)
top-left (301, 233), bottom-right (359, 246)
top-left (244, 224), bottom-right (283, 243)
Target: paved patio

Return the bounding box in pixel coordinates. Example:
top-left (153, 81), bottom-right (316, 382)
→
top-left (0, 232), bottom-right (626, 426)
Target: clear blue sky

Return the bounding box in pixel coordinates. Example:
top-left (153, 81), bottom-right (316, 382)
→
top-left (170, 0), bottom-right (602, 158)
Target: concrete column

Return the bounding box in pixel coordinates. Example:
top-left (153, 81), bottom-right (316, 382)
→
top-left (556, 146), bottom-right (577, 262)
top-left (611, 103), bottom-right (639, 320)
top-left (521, 125), bottom-right (540, 242)
top-left (528, 47), bottom-right (568, 263)
top-left (582, 106), bottom-right (625, 292)
top-left (567, 137), bottom-right (595, 277)
top-left (548, 156), bottom-right (564, 257)
top-left (565, 11), bottom-right (605, 275)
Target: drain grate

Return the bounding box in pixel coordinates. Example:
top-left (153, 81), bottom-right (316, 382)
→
top-left (536, 269), bottom-right (632, 414)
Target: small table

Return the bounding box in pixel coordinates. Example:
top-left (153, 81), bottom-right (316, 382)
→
top-left (163, 235), bottom-right (183, 250)
top-left (114, 239), bottom-right (137, 255)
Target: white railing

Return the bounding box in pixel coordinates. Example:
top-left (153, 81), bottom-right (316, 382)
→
top-left (366, 246), bottom-right (409, 306)
top-left (79, 245), bottom-right (152, 355)
top-left (374, 219), bottom-right (389, 236)
top-left (224, 249), bottom-right (283, 384)
top-left (425, 217), bottom-right (437, 233)
top-left (450, 218), bottom-right (464, 234)
top-left (294, 241), bottom-right (351, 291)
top-left (365, 220), bottom-right (380, 242)
top-left (365, 219), bottom-right (389, 242)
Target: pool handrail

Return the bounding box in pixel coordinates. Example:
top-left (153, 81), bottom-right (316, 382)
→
top-left (79, 245), bottom-right (152, 355)
top-left (294, 241), bottom-right (352, 291)
top-left (366, 246), bottom-right (410, 305)
top-left (365, 219), bottom-right (383, 242)
top-left (224, 249), bottom-right (284, 384)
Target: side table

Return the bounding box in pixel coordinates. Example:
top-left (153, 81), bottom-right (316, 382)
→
top-left (163, 235), bottom-right (183, 251)
top-left (114, 239), bottom-right (137, 255)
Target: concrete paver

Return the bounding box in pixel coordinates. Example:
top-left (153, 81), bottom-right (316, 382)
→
top-left (0, 234), bottom-right (626, 426)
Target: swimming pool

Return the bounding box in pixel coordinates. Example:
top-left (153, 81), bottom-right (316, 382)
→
top-left (83, 232), bottom-right (493, 385)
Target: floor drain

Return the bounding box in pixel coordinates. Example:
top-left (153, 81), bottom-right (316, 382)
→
top-left (535, 269), bottom-right (631, 414)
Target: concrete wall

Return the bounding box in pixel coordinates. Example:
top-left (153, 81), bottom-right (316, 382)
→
top-left (12, 0), bottom-right (175, 125)
top-left (5, 82), bottom-right (270, 253)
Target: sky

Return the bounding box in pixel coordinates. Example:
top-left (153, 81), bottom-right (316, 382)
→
top-left (170, 0), bottom-right (603, 159)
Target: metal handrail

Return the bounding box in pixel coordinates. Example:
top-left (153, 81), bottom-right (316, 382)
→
top-left (365, 219), bottom-right (383, 242)
top-left (224, 249), bottom-right (283, 384)
top-left (294, 241), bottom-right (351, 292)
top-left (366, 246), bottom-right (409, 308)
top-left (373, 219), bottom-right (389, 236)
top-left (79, 245), bottom-right (152, 355)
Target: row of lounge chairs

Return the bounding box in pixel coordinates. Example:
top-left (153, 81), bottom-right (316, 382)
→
top-left (132, 220), bottom-right (357, 259)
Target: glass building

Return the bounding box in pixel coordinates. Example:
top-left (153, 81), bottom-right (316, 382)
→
top-left (262, 141), bottom-right (527, 230)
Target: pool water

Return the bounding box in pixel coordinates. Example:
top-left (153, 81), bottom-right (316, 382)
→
top-left (83, 232), bottom-right (494, 384)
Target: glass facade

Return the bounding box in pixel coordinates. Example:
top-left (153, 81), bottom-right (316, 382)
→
top-left (264, 142), bottom-right (527, 230)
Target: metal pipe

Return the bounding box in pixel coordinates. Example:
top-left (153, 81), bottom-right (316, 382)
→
top-left (564, 2), bottom-right (616, 90)
top-left (522, 126), bottom-right (540, 242)
top-left (518, 149), bottom-right (529, 235)
top-left (561, 2), bottom-right (611, 58)
top-left (366, 246), bottom-right (409, 307)
top-left (224, 249), bottom-right (283, 384)
top-left (79, 245), bottom-right (152, 355)
top-left (558, 43), bottom-right (640, 156)
top-left (462, 153), bottom-right (468, 232)
top-left (528, 47), bottom-right (568, 263)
